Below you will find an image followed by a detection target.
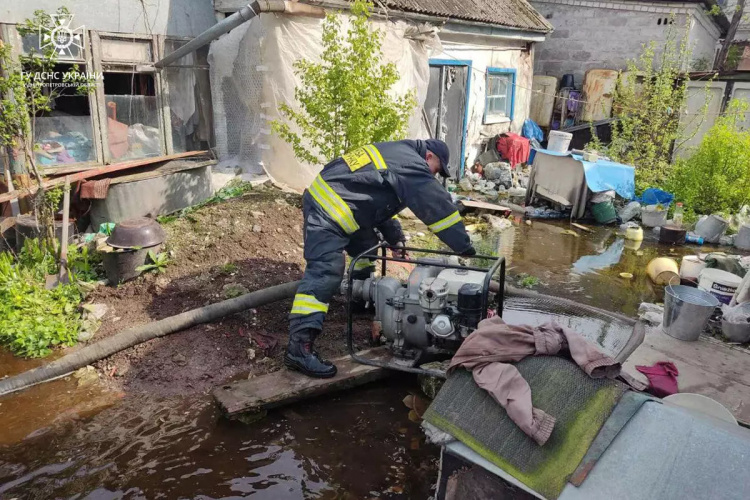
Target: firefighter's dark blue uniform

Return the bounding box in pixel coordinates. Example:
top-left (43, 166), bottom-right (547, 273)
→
top-left (289, 140), bottom-right (473, 337)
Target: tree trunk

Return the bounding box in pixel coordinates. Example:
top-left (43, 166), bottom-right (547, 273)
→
top-left (717, 0), bottom-right (747, 71)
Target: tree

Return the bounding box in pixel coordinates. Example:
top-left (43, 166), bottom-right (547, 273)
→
top-left (0, 7), bottom-right (95, 247)
top-left (272, 0), bottom-right (416, 165)
top-left (588, 22), bottom-right (706, 191)
top-left (716, 0), bottom-right (747, 71)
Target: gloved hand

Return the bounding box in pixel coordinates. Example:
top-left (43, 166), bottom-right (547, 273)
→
top-left (391, 241), bottom-right (410, 259)
top-left (462, 246), bottom-right (477, 257)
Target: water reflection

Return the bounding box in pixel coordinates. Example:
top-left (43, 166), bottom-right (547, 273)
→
top-left (572, 238), bottom-right (624, 274)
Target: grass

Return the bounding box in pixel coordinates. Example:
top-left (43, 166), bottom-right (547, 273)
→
top-left (218, 262), bottom-right (239, 274)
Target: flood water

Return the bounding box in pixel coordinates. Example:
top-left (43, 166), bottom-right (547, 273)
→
top-left (1, 220), bottom-right (744, 499)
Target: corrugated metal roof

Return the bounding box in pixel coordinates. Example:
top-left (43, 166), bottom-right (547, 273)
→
top-left (377, 0), bottom-right (553, 33)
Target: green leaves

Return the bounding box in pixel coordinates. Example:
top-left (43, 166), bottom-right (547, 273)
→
top-left (135, 251), bottom-right (171, 274)
top-left (590, 21), bottom-right (699, 192)
top-left (0, 240), bottom-right (83, 358)
top-left (667, 99), bottom-right (750, 217)
top-left (272, 0), bottom-right (417, 165)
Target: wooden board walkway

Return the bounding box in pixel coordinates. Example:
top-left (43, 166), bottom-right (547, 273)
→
top-left (213, 348), bottom-right (392, 417)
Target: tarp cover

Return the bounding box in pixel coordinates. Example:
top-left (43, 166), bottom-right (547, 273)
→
top-left (533, 149), bottom-right (635, 200)
top-left (209, 15), bottom-right (438, 191)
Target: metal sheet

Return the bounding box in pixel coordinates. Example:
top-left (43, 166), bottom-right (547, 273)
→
top-left (530, 76), bottom-right (558, 128)
top-left (89, 163), bottom-right (213, 227)
top-left (581, 70), bottom-right (618, 122)
top-left (675, 81), bottom-right (727, 158)
top-left (558, 402), bottom-right (750, 499)
top-left (729, 82), bottom-right (750, 132)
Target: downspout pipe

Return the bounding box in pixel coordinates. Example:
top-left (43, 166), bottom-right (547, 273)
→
top-left (153, 1), bottom-right (325, 69)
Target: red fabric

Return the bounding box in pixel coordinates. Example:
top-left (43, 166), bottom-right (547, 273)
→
top-left (495, 133), bottom-right (530, 168)
top-left (635, 362), bottom-right (679, 398)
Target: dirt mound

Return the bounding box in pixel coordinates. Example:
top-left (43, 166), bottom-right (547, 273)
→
top-left (90, 188), bottom-right (371, 397)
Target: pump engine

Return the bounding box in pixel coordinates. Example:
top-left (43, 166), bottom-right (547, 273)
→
top-left (346, 259), bottom-right (496, 359)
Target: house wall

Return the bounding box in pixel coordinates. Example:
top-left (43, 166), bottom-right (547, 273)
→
top-left (530, 0), bottom-right (720, 84)
top-left (1, 0), bottom-right (215, 37)
top-left (434, 33), bottom-right (535, 168)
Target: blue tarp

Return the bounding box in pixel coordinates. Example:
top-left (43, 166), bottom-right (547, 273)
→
top-left (638, 188), bottom-right (674, 207)
top-left (533, 149), bottom-right (636, 200)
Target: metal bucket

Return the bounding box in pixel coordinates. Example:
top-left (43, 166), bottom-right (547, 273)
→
top-left (663, 285), bottom-right (719, 341)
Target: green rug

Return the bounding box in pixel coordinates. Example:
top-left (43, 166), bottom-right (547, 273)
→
top-left (423, 356), bottom-right (626, 499)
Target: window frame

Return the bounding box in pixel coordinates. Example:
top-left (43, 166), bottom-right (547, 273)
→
top-left (484, 67), bottom-right (516, 125)
top-left (5, 23), bottom-right (103, 173)
top-left (91, 31), bottom-right (167, 163)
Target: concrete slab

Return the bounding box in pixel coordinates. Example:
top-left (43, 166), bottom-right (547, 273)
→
top-left (624, 327), bottom-right (750, 424)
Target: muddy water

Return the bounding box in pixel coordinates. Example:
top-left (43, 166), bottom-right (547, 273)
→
top-left (0, 378), bottom-right (435, 499)
top-left (1, 220), bottom-right (744, 499)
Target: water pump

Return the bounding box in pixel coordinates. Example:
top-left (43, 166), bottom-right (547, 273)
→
top-left (344, 245), bottom-right (505, 369)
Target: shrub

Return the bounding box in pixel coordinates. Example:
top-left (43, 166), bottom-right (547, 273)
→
top-left (273, 0), bottom-right (416, 165)
top-left (667, 100), bottom-right (750, 217)
top-left (0, 241), bottom-right (83, 358)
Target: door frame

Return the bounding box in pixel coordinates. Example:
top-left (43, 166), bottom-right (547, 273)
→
top-left (428, 59), bottom-right (472, 178)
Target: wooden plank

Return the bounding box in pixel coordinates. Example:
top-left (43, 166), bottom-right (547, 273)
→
top-left (0, 151), bottom-right (208, 204)
top-left (214, 348), bottom-right (392, 417)
top-left (571, 222), bottom-right (594, 233)
top-left (458, 200), bottom-right (512, 215)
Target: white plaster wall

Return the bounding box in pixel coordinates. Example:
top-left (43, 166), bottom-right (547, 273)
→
top-left (1, 0), bottom-right (216, 37)
top-left (688, 12), bottom-right (720, 67)
top-left (434, 34), bottom-right (534, 168)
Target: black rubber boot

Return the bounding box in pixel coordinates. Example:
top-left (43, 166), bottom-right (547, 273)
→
top-left (284, 328), bottom-right (337, 378)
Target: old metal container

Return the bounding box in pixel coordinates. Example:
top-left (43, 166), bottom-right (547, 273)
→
top-left (663, 284), bottom-right (719, 341)
top-left (107, 217), bottom-right (166, 249)
top-left (659, 225), bottom-right (687, 246)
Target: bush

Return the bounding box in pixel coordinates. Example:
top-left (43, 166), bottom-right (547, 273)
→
top-left (587, 22), bottom-right (705, 192)
top-left (667, 100), bottom-right (750, 217)
top-left (0, 241), bottom-right (83, 357)
top-left (272, 0), bottom-right (416, 165)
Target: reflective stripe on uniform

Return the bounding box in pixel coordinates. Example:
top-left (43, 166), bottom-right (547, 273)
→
top-left (309, 175), bottom-right (360, 234)
top-left (428, 211), bottom-right (462, 233)
top-left (290, 293), bottom-right (329, 315)
top-left (363, 144), bottom-right (387, 170)
top-left (353, 259), bottom-right (374, 271)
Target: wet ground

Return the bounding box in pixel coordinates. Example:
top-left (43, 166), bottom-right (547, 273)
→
top-left (2, 205), bottom-right (747, 499)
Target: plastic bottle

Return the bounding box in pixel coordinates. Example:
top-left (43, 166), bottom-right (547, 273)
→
top-left (686, 233), bottom-right (704, 245)
top-left (673, 202), bottom-right (684, 227)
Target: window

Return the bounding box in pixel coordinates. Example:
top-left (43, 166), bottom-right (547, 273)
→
top-left (19, 28), bottom-right (98, 168)
top-left (484, 68), bottom-right (516, 124)
top-left (92, 33), bottom-right (166, 161)
top-left (163, 40), bottom-right (213, 153)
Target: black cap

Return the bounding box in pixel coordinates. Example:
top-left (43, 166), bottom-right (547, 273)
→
top-left (425, 139), bottom-right (451, 178)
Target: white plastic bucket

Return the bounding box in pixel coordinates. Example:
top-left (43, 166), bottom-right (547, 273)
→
top-left (641, 206), bottom-right (667, 228)
top-left (698, 268), bottom-right (743, 305)
top-left (680, 255), bottom-right (706, 281)
top-left (547, 131), bottom-right (572, 153)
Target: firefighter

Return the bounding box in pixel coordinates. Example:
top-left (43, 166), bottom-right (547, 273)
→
top-left (285, 139), bottom-right (475, 378)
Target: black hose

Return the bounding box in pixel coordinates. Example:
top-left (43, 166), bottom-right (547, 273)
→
top-left (0, 280), bottom-right (300, 397)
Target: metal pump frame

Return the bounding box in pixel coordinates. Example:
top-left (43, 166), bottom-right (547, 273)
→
top-left (346, 243), bottom-right (506, 378)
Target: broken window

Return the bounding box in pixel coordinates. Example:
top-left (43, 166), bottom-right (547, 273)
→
top-left (484, 68), bottom-right (516, 124)
top-left (163, 41), bottom-right (213, 153)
